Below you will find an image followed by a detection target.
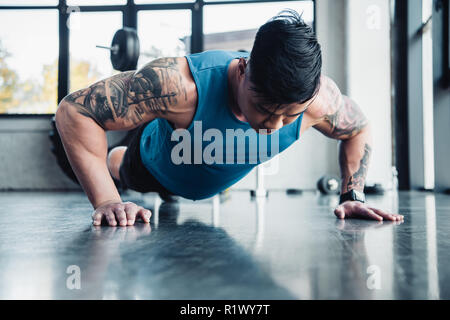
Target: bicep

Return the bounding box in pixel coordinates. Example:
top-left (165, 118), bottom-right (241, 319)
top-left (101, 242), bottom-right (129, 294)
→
top-left (308, 76), bottom-right (368, 140)
top-left (62, 71), bottom-right (137, 130)
top-left (61, 57), bottom-right (186, 131)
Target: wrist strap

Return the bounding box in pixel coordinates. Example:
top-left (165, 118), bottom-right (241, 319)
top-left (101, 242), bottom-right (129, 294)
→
top-left (339, 190), bottom-right (365, 204)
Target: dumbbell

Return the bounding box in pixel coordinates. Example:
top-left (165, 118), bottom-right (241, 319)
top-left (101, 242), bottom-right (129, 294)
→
top-left (317, 175), bottom-right (341, 195)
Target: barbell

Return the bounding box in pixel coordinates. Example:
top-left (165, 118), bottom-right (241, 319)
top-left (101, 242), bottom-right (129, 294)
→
top-left (96, 27), bottom-right (140, 72)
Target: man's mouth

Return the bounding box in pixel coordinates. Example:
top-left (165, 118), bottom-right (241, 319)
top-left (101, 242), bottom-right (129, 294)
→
top-left (254, 126), bottom-right (276, 135)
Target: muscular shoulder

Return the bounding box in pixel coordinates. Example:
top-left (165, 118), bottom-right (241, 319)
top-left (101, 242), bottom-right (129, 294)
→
top-left (133, 57), bottom-right (197, 129)
top-left (301, 75), bottom-right (368, 140)
top-left (300, 76), bottom-right (343, 132)
top-left (304, 76), bottom-right (342, 121)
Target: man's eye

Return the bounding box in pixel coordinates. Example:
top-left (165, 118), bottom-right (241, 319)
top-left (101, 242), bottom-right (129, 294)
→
top-left (254, 104), bottom-right (269, 114)
top-left (254, 106), bottom-right (264, 113)
top-left (286, 111), bottom-right (305, 118)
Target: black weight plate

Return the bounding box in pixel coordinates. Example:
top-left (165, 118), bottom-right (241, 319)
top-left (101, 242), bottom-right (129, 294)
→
top-left (286, 189), bottom-right (303, 195)
top-left (364, 184), bottom-right (385, 195)
top-left (125, 29), bottom-right (140, 70)
top-left (111, 29), bottom-right (126, 71)
top-left (317, 175), bottom-right (341, 195)
top-left (111, 28), bottom-right (140, 72)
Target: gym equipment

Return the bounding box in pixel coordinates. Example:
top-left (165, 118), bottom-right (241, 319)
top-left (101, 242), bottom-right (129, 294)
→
top-left (364, 184), bottom-right (385, 195)
top-left (317, 175), bottom-right (341, 195)
top-left (250, 166), bottom-right (268, 198)
top-left (286, 188), bottom-right (303, 195)
top-left (158, 191), bottom-right (179, 203)
top-left (97, 27), bottom-right (140, 72)
top-left (317, 174), bottom-right (385, 196)
top-left (152, 194), bottom-right (221, 229)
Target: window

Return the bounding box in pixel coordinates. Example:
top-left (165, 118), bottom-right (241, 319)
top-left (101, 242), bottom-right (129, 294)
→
top-left (0, 0), bottom-right (57, 5)
top-left (204, 1), bottom-right (314, 52)
top-left (0, 9), bottom-right (58, 114)
top-left (67, 0), bottom-right (126, 5)
top-left (69, 11), bottom-right (123, 92)
top-left (137, 9), bottom-right (191, 68)
top-left (135, 0), bottom-right (194, 3)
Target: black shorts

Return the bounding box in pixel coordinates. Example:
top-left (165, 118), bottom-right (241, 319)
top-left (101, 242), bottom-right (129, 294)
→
top-left (118, 123), bottom-right (173, 195)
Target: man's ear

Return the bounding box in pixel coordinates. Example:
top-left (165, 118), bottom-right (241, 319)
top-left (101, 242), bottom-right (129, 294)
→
top-left (238, 58), bottom-right (248, 77)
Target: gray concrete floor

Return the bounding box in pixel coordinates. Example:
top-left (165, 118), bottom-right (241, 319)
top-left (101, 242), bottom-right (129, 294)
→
top-left (0, 190), bottom-right (449, 299)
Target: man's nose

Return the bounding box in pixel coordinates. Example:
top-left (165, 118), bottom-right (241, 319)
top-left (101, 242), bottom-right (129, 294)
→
top-left (266, 116), bottom-right (283, 133)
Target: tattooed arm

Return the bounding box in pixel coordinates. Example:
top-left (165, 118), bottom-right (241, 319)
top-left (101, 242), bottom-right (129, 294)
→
top-left (55, 58), bottom-right (190, 212)
top-left (61, 58), bottom-right (188, 130)
top-left (306, 76), bottom-right (403, 221)
top-left (308, 76), bottom-right (371, 194)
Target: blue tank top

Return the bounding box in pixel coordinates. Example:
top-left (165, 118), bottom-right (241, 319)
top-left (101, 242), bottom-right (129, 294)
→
top-left (140, 50), bottom-right (304, 200)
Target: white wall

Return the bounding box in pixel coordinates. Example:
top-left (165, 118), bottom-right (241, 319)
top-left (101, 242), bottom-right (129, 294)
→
top-left (345, 0), bottom-right (393, 188)
top-left (0, 118), bottom-right (77, 190)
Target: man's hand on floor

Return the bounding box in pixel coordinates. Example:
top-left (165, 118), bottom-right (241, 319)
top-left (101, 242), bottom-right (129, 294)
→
top-left (92, 201), bottom-right (152, 227)
top-left (334, 201), bottom-right (404, 221)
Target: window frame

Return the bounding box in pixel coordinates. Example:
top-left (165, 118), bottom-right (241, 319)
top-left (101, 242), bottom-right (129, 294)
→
top-left (0, 0), bottom-right (315, 117)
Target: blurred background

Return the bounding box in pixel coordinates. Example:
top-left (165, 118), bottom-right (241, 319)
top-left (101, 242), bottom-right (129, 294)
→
top-left (0, 0), bottom-right (448, 195)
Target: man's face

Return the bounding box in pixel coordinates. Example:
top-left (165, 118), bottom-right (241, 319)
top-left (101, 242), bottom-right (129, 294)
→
top-left (235, 61), bottom-right (310, 135)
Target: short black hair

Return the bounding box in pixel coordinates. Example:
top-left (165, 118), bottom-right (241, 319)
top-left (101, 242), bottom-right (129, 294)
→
top-left (249, 9), bottom-right (322, 109)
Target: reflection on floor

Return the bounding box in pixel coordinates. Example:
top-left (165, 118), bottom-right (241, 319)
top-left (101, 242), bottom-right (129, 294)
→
top-left (0, 190), bottom-right (449, 299)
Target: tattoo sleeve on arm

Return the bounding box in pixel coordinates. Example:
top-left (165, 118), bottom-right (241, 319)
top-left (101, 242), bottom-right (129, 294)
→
top-left (62, 58), bottom-right (187, 129)
top-left (316, 77), bottom-right (373, 193)
top-left (317, 78), bottom-right (369, 140)
top-left (340, 143), bottom-right (372, 192)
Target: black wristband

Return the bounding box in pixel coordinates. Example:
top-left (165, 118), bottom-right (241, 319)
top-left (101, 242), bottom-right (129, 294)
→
top-left (339, 190), bottom-right (365, 204)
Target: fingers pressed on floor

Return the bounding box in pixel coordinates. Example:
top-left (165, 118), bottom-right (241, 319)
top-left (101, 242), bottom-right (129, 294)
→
top-left (370, 207), bottom-right (402, 221)
top-left (360, 207), bottom-right (383, 221)
top-left (137, 208), bottom-right (151, 223)
top-left (124, 204), bottom-right (139, 226)
top-left (334, 207), bottom-right (345, 219)
top-left (105, 211), bottom-right (117, 226)
top-left (113, 207), bottom-right (128, 226)
top-left (92, 212), bottom-right (103, 225)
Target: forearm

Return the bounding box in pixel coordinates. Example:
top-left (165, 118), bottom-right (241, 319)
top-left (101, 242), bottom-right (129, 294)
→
top-left (55, 102), bottom-right (121, 209)
top-left (338, 124), bottom-right (373, 193)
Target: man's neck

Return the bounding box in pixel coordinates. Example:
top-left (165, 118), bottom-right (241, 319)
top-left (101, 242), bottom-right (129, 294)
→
top-left (227, 60), bottom-right (247, 122)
